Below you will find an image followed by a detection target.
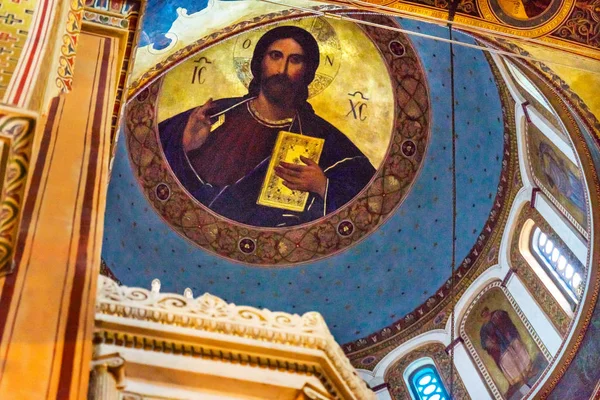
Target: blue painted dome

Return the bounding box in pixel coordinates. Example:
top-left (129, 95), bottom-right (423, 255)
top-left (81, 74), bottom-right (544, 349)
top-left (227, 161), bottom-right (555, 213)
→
top-left (102, 17), bottom-right (506, 346)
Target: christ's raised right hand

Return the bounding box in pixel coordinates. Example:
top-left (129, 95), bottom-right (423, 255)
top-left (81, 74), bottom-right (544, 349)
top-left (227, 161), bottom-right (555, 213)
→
top-left (182, 98), bottom-right (214, 152)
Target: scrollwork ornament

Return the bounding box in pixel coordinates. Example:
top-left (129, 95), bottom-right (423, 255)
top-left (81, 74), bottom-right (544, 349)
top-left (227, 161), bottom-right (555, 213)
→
top-left (56, 0), bottom-right (84, 92)
top-left (237, 308), bottom-right (269, 323)
top-left (196, 293), bottom-right (230, 317)
top-left (552, 0), bottom-right (600, 48)
top-left (457, 0), bottom-right (477, 15)
top-left (128, 287), bottom-right (152, 302)
top-left (94, 276), bottom-right (374, 399)
top-left (156, 295), bottom-right (188, 310)
top-left (0, 109), bottom-right (35, 275)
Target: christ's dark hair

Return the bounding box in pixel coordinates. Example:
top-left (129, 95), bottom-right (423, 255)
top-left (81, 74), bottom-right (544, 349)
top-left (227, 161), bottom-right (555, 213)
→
top-left (247, 26), bottom-right (320, 107)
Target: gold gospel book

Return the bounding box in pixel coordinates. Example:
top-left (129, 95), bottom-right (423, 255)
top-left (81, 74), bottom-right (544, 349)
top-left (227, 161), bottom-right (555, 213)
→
top-left (257, 131), bottom-right (325, 212)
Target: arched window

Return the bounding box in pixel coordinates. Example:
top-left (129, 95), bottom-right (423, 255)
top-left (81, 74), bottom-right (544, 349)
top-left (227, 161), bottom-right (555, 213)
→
top-left (408, 364), bottom-right (450, 400)
top-left (532, 227), bottom-right (583, 303)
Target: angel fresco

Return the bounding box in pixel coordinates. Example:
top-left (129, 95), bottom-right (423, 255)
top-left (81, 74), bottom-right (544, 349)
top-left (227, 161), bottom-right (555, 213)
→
top-left (158, 26), bottom-right (375, 228)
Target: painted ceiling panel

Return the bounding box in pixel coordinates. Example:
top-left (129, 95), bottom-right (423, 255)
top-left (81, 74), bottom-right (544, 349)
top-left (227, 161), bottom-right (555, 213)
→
top-left (103, 15), bottom-right (504, 344)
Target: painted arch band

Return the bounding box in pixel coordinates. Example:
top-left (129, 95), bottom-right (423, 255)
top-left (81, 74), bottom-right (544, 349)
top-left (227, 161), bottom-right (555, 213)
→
top-left (125, 14), bottom-right (430, 265)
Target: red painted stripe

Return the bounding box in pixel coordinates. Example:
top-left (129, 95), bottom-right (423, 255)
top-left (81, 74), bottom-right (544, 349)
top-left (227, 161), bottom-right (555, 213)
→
top-left (46, 37), bottom-right (104, 398)
top-left (0, 96), bottom-right (62, 373)
top-left (75, 38), bottom-right (117, 397)
top-left (13, 1), bottom-right (51, 104)
top-left (56, 37), bottom-right (112, 399)
top-left (16, 0), bottom-right (57, 105)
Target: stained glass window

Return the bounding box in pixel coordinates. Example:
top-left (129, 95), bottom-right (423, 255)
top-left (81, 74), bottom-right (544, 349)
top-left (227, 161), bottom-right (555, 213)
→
top-left (532, 227), bottom-right (583, 302)
top-left (408, 364), bottom-right (450, 400)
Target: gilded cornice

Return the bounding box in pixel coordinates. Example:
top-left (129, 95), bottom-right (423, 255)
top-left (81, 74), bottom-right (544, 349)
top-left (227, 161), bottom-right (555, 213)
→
top-left (95, 276), bottom-right (375, 400)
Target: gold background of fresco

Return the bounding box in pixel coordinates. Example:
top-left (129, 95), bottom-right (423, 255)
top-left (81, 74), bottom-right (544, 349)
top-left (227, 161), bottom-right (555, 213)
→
top-left (157, 17), bottom-right (395, 168)
top-left (232, 17), bottom-right (342, 99)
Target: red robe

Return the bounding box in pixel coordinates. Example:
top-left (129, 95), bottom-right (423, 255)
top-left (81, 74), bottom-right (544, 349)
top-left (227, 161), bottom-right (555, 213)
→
top-left (187, 103), bottom-right (288, 186)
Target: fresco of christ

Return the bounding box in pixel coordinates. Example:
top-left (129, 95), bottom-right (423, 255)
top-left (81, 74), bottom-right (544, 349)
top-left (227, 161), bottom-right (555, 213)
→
top-left (158, 26), bottom-right (376, 227)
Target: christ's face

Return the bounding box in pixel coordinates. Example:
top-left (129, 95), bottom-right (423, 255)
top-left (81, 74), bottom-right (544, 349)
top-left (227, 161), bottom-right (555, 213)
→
top-left (260, 38), bottom-right (306, 104)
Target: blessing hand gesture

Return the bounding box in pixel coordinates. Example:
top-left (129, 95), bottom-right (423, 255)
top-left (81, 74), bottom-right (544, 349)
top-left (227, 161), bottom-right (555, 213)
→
top-left (275, 155), bottom-right (327, 199)
top-left (182, 98), bottom-right (214, 152)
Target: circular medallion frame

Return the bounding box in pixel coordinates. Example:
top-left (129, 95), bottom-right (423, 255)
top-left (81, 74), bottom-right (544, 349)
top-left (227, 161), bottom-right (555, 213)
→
top-left (125, 14), bottom-right (430, 266)
top-left (478, 0), bottom-right (574, 30)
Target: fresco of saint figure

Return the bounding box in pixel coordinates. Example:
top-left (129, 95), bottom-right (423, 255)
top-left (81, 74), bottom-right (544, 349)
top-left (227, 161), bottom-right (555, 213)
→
top-left (159, 26), bottom-right (376, 228)
top-left (479, 307), bottom-right (534, 398)
top-left (538, 141), bottom-right (585, 213)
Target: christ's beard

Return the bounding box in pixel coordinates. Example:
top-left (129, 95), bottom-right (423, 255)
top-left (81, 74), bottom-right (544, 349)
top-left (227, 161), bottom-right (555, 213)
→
top-left (262, 74), bottom-right (299, 105)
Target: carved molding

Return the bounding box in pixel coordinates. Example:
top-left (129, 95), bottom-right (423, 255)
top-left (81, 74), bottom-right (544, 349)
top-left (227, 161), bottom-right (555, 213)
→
top-left (95, 275), bottom-right (374, 400)
top-left (97, 275), bottom-right (331, 334)
top-left (82, 0), bottom-right (141, 143)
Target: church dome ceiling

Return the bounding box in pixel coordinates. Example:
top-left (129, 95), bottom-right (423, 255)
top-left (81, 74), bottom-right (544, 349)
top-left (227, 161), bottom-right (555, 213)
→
top-left (103, 13), bottom-right (508, 346)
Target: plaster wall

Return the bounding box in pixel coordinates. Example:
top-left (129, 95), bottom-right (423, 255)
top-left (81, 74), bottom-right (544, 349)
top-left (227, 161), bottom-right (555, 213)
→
top-left (374, 387), bottom-right (393, 400)
top-left (453, 342), bottom-right (493, 399)
top-left (506, 273), bottom-right (562, 354)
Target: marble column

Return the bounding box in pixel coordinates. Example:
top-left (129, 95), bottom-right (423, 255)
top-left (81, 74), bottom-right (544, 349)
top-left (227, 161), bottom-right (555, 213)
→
top-left (88, 355), bottom-right (124, 400)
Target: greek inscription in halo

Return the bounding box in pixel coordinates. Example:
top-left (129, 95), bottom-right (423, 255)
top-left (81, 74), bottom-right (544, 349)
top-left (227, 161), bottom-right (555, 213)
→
top-left (157, 18), bottom-right (394, 229)
top-left (233, 17), bottom-right (341, 98)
